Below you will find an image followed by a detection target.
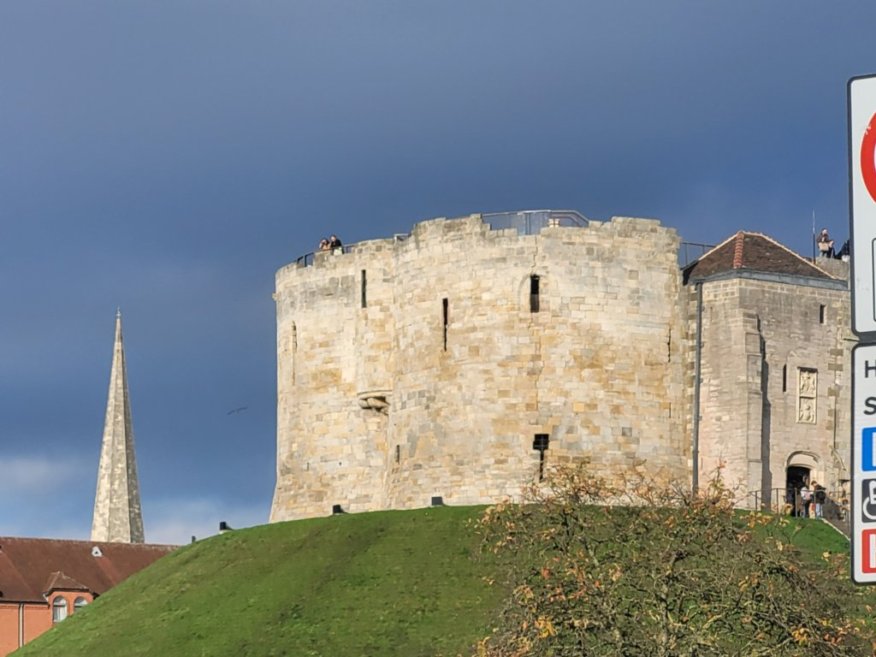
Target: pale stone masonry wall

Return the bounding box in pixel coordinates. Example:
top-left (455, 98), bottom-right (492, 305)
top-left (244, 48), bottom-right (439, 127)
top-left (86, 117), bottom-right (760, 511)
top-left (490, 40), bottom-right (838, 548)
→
top-left (691, 271), bottom-right (852, 506)
top-left (271, 214), bottom-right (853, 522)
top-left (271, 214), bottom-right (690, 521)
top-left (271, 238), bottom-right (396, 520)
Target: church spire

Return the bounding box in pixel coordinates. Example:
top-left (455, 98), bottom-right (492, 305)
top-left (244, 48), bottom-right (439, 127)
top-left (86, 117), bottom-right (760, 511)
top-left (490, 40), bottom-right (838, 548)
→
top-left (91, 310), bottom-right (145, 543)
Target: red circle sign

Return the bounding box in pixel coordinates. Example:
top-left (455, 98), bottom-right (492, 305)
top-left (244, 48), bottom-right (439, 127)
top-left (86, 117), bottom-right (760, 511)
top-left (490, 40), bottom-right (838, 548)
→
top-left (862, 112), bottom-right (876, 203)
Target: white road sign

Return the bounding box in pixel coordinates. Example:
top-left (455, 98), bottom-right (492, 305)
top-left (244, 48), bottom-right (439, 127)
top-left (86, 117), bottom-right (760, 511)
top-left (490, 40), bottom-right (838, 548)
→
top-left (852, 344), bottom-right (876, 583)
top-left (850, 75), bottom-right (876, 339)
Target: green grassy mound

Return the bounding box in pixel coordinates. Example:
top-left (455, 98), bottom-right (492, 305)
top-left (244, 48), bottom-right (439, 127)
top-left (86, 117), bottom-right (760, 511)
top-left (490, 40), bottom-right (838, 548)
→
top-left (15, 508), bottom-right (855, 657)
top-left (17, 506), bottom-right (503, 657)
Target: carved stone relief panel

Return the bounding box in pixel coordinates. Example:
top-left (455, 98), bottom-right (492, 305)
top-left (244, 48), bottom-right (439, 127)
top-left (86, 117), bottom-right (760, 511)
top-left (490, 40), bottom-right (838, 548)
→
top-left (797, 367), bottom-right (817, 424)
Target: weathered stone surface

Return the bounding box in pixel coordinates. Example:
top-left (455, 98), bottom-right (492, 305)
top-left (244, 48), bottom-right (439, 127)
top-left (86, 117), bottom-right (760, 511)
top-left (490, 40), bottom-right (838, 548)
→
top-left (91, 311), bottom-right (145, 544)
top-left (690, 268), bottom-right (852, 507)
top-left (271, 215), bottom-right (689, 521)
top-left (271, 218), bottom-right (853, 521)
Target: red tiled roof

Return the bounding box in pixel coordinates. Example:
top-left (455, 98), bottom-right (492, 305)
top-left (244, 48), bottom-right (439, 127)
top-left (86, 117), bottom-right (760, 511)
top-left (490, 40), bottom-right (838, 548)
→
top-left (0, 538), bottom-right (175, 603)
top-left (684, 231), bottom-right (835, 282)
top-left (44, 571), bottom-right (88, 594)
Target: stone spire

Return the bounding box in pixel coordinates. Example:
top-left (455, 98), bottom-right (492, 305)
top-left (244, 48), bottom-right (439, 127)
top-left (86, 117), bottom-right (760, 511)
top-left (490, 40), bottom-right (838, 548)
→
top-left (91, 310), bottom-right (145, 543)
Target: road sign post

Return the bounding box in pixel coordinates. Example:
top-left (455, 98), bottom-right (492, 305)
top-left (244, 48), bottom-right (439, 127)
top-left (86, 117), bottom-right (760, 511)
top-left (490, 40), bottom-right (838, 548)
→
top-left (850, 74), bottom-right (876, 583)
top-left (851, 345), bottom-right (876, 583)
top-left (850, 75), bottom-right (876, 339)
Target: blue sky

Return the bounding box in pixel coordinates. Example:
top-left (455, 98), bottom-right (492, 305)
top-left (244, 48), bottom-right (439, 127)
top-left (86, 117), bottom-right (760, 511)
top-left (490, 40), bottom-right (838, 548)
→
top-left (0, 1), bottom-right (870, 544)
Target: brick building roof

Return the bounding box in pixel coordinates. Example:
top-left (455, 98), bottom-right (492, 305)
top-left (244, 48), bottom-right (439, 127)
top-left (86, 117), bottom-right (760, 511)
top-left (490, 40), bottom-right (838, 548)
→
top-left (44, 571), bottom-right (88, 594)
top-left (683, 231), bottom-right (836, 283)
top-left (0, 538), bottom-right (175, 603)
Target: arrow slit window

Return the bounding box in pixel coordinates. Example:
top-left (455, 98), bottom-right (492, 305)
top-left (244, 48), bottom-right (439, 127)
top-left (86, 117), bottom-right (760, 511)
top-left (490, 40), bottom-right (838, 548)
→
top-left (796, 367), bottom-right (817, 424)
top-left (442, 298), bottom-right (449, 351)
top-left (290, 322), bottom-right (297, 384)
top-left (530, 275), bottom-right (540, 313)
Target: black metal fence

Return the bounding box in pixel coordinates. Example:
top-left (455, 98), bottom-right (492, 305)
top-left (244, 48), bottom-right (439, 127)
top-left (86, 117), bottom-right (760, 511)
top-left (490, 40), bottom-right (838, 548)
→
top-left (289, 220), bottom-right (712, 269)
top-left (747, 487), bottom-right (849, 536)
top-left (678, 241), bottom-right (715, 267)
top-left (482, 209), bottom-right (589, 235)
top-left (293, 245), bottom-right (352, 268)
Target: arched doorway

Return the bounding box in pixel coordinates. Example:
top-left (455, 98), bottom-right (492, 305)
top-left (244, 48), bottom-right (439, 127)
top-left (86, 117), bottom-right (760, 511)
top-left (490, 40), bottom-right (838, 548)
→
top-left (785, 451), bottom-right (819, 516)
top-left (786, 465), bottom-right (810, 491)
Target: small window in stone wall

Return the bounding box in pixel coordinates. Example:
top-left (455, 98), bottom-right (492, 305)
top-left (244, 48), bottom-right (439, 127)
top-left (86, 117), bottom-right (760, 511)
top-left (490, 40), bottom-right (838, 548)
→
top-left (533, 434), bottom-right (549, 481)
top-left (782, 364), bottom-right (787, 393)
top-left (796, 367), bottom-right (817, 424)
top-left (442, 298), bottom-right (449, 351)
top-left (819, 304), bottom-right (826, 324)
top-left (530, 275), bottom-right (540, 313)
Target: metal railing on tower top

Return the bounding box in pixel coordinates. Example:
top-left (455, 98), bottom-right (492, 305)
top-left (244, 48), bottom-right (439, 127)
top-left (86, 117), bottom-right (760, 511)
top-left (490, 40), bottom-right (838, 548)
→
top-left (678, 242), bottom-right (715, 268)
top-left (291, 210), bottom-right (592, 267)
top-left (482, 209), bottom-right (589, 235)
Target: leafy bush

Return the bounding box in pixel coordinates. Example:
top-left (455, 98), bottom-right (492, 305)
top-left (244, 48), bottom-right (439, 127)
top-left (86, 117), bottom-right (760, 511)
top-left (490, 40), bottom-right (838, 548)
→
top-left (475, 464), bottom-right (870, 657)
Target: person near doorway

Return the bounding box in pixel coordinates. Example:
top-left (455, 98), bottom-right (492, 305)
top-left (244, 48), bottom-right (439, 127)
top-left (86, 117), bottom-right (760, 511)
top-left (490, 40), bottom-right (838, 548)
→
top-left (800, 483), bottom-right (813, 518)
top-left (785, 488), bottom-right (796, 516)
top-left (813, 482), bottom-right (826, 518)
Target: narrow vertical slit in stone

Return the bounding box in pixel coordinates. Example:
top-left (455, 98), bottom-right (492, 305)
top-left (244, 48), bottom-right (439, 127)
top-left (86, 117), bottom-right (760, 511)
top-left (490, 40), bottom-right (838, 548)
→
top-left (533, 434), bottom-right (549, 482)
top-left (530, 275), bottom-right (540, 313)
top-left (291, 323), bottom-right (297, 384)
top-left (442, 298), bottom-right (449, 351)
top-left (667, 328), bottom-right (671, 363)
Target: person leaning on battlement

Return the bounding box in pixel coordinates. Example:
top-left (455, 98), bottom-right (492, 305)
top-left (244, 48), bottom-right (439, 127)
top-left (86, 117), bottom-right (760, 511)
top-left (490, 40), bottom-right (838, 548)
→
top-left (329, 234), bottom-right (342, 251)
top-left (319, 238), bottom-right (330, 251)
top-left (817, 228), bottom-right (834, 258)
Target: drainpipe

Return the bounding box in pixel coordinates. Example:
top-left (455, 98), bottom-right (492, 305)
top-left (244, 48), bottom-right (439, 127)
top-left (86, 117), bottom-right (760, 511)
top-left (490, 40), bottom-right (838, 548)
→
top-left (18, 602), bottom-right (23, 648)
top-left (692, 282), bottom-right (704, 494)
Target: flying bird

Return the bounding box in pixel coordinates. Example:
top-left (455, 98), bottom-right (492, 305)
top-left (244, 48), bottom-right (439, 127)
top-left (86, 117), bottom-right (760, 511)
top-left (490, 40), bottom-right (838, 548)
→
top-left (226, 406), bottom-right (248, 415)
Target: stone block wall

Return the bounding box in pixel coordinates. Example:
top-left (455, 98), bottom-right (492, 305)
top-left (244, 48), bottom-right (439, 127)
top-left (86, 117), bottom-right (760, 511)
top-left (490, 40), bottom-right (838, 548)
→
top-left (271, 214), bottom-right (690, 521)
top-left (691, 273), bottom-right (852, 506)
top-left (271, 238), bottom-right (396, 520)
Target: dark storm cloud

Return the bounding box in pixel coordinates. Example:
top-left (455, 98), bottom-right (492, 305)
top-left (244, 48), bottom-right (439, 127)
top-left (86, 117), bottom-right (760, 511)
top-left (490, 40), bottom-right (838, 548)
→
top-left (0, 0), bottom-right (871, 541)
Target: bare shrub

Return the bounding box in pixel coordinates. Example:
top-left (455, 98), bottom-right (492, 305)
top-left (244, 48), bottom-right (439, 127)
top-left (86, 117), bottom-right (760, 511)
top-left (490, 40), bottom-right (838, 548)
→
top-left (474, 463), bottom-right (869, 657)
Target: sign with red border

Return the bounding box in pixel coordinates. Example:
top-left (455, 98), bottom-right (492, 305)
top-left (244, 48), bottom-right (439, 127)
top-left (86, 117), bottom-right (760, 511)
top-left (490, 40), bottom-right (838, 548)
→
top-left (850, 75), bottom-right (876, 339)
top-left (850, 76), bottom-right (876, 585)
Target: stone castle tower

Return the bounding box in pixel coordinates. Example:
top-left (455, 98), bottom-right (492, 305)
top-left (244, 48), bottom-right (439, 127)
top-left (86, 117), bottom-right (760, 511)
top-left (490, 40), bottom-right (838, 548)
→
top-left (270, 211), bottom-right (854, 522)
top-left (91, 310), bottom-right (144, 543)
top-left (271, 212), bottom-right (690, 521)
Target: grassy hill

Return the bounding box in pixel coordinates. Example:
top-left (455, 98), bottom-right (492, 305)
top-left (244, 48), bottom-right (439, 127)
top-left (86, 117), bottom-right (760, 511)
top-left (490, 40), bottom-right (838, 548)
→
top-left (16, 507), bottom-right (505, 657)
top-left (15, 506), bottom-right (854, 657)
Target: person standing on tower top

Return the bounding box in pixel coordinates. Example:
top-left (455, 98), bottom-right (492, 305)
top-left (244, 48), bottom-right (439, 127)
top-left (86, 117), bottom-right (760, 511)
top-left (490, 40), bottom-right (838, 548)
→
top-left (816, 229), bottom-right (834, 258)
